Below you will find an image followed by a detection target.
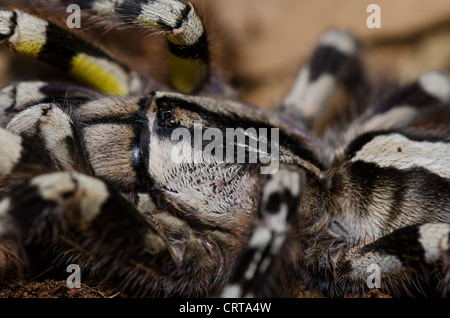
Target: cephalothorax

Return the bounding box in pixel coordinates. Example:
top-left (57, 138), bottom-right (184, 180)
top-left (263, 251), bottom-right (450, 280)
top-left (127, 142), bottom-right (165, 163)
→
top-left (0, 0), bottom-right (449, 298)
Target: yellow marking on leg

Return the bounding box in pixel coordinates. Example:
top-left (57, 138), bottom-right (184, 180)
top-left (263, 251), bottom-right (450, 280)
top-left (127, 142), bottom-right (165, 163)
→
top-left (169, 53), bottom-right (204, 93)
top-left (69, 54), bottom-right (129, 95)
top-left (11, 11), bottom-right (48, 59)
top-left (14, 41), bottom-right (45, 58)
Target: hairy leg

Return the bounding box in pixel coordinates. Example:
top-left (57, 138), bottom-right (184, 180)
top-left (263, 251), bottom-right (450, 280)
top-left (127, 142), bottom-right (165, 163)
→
top-left (221, 166), bottom-right (304, 297)
top-left (304, 223), bottom-right (450, 297)
top-left (0, 171), bottom-right (232, 296)
top-left (0, 9), bottom-right (143, 95)
top-left (44, 0), bottom-right (210, 93)
top-left (280, 29), bottom-right (365, 128)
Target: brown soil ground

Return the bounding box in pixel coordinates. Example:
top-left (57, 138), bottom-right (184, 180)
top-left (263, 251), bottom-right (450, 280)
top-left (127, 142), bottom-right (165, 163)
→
top-left (0, 279), bottom-right (123, 298)
top-left (1, 279), bottom-right (392, 298)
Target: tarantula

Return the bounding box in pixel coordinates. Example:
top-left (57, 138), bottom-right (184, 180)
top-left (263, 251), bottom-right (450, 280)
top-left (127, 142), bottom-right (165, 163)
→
top-left (0, 0), bottom-right (449, 298)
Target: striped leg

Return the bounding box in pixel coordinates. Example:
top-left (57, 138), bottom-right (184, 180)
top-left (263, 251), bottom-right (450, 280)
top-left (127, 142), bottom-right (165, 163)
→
top-left (1, 95), bottom-right (92, 175)
top-left (351, 71), bottom-right (450, 134)
top-left (0, 171), bottom-right (224, 296)
top-left (0, 83), bottom-right (94, 188)
top-left (327, 71), bottom-right (450, 160)
top-left (307, 126), bottom-right (450, 296)
top-left (0, 81), bottom-right (105, 126)
top-left (0, 128), bottom-right (57, 195)
top-left (0, 9), bottom-right (143, 95)
top-left (46, 0), bottom-right (210, 93)
top-left (0, 81), bottom-right (153, 192)
top-left (221, 167), bottom-right (304, 298)
top-left (304, 223), bottom-right (450, 297)
top-left (280, 29), bottom-right (364, 127)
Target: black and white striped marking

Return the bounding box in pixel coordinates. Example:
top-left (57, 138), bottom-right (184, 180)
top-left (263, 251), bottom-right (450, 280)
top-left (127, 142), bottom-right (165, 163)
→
top-left (350, 132), bottom-right (449, 179)
top-left (0, 128), bottom-right (22, 175)
top-left (221, 167), bottom-right (303, 297)
top-left (282, 29), bottom-right (359, 120)
top-left (356, 71), bottom-right (450, 133)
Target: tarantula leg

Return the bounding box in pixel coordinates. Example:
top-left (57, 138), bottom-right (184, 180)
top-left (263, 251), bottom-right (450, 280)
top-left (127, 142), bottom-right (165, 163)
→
top-left (221, 167), bottom-right (304, 298)
top-left (281, 29), bottom-right (363, 126)
top-left (354, 70), bottom-right (450, 133)
top-left (0, 128), bottom-right (57, 195)
top-left (3, 100), bottom-right (92, 175)
top-left (305, 223), bottom-right (450, 297)
top-left (0, 81), bottom-right (98, 185)
top-left (1, 82), bottom-right (150, 192)
top-left (0, 9), bottom-right (142, 95)
top-left (0, 171), bottom-right (222, 296)
top-left (47, 0), bottom-right (209, 93)
top-left (0, 81), bottom-right (106, 125)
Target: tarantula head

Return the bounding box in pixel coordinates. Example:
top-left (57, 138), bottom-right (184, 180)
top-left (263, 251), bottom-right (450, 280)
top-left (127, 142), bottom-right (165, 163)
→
top-left (79, 90), bottom-right (319, 227)
top-left (139, 92), bottom-right (277, 224)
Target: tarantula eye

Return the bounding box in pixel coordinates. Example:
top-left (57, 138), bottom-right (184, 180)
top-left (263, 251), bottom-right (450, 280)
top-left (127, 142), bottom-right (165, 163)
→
top-left (162, 110), bottom-right (173, 119)
top-left (157, 109), bottom-right (179, 128)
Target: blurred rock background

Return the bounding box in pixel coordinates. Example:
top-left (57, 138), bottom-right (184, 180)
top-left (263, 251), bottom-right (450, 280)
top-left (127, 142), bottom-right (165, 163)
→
top-left (204, 0), bottom-right (450, 108)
